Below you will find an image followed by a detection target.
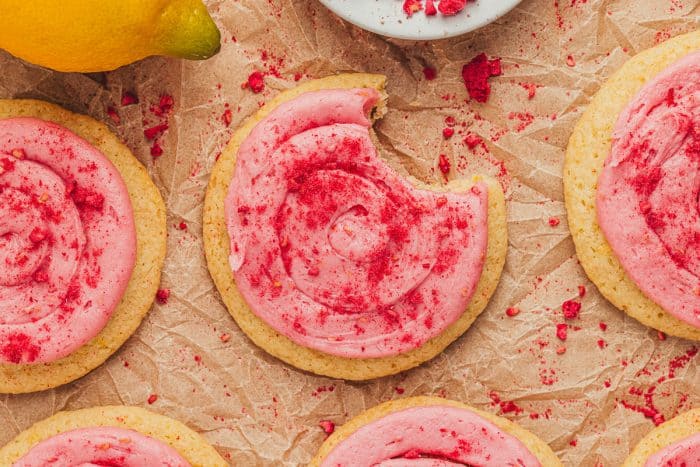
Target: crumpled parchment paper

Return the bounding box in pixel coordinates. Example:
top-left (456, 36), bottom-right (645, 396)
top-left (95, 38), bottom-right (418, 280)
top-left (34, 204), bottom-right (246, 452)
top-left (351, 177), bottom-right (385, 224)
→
top-left (1, 0), bottom-right (699, 465)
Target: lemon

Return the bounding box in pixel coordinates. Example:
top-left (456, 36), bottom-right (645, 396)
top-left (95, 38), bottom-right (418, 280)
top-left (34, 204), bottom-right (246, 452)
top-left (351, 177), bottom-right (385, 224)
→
top-left (0, 0), bottom-right (221, 72)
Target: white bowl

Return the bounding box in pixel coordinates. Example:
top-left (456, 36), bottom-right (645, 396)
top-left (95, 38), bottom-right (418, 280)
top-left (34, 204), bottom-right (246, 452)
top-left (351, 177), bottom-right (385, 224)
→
top-left (318, 0), bottom-right (521, 40)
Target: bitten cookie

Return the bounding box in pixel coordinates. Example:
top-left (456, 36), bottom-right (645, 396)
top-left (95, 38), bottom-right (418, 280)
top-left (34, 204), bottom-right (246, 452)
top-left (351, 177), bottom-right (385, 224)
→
top-left (310, 396), bottom-right (561, 466)
top-left (0, 406), bottom-right (227, 466)
top-left (0, 99), bottom-right (167, 393)
top-left (624, 409), bottom-right (700, 466)
top-left (564, 31), bottom-right (700, 339)
top-left (203, 74), bottom-right (507, 380)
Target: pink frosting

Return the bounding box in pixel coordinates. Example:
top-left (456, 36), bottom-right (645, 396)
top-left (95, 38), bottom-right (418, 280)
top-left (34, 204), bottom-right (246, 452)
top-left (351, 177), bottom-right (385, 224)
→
top-left (0, 117), bottom-right (136, 364)
top-left (12, 427), bottom-right (191, 466)
top-left (645, 432), bottom-right (700, 466)
top-left (320, 405), bottom-right (541, 466)
top-left (597, 51), bottom-right (700, 328)
top-left (224, 88), bottom-right (489, 358)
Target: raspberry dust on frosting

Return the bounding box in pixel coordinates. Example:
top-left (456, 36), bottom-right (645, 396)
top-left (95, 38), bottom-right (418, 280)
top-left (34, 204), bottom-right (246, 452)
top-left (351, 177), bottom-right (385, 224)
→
top-left (0, 118), bottom-right (136, 364)
top-left (644, 432), bottom-right (700, 466)
top-left (597, 51), bottom-right (700, 328)
top-left (12, 427), bottom-right (190, 466)
top-left (319, 405), bottom-right (540, 466)
top-left (225, 88), bottom-right (489, 358)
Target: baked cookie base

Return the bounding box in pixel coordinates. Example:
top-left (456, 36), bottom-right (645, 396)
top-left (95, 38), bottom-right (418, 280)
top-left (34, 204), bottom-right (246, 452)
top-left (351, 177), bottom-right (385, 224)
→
top-left (310, 396), bottom-right (561, 466)
top-left (563, 31), bottom-right (700, 340)
top-left (623, 409), bottom-right (700, 466)
top-left (203, 74), bottom-right (508, 380)
top-left (0, 100), bottom-right (167, 393)
top-left (0, 405), bottom-right (227, 466)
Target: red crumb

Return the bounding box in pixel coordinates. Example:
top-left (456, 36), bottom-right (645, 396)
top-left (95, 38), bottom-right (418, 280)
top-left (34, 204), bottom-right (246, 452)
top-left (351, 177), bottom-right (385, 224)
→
top-left (438, 0), bottom-right (468, 15)
top-left (657, 331), bottom-right (666, 341)
top-left (247, 71), bottom-right (265, 93)
top-left (220, 333), bottom-right (231, 342)
top-left (403, 0), bottom-right (423, 16)
top-left (597, 339), bottom-right (607, 349)
top-left (222, 108), bottom-right (233, 127)
top-left (599, 322), bottom-right (608, 331)
top-left (319, 420), bottom-right (335, 435)
top-left (566, 55), bottom-right (576, 67)
top-left (395, 387), bottom-right (405, 394)
top-left (423, 67), bottom-right (437, 80)
top-left (425, 0), bottom-right (437, 15)
top-left (548, 217), bottom-right (560, 227)
top-left (194, 355), bottom-right (202, 363)
top-left (562, 300), bottom-right (581, 319)
top-left (147, 394), bottom-right (158, 405)
top-left (106, 107), bottom-right (120, 125)
top-left (442, 127), bottom-right (455, 138)
top-left (144, 123), bottom-right (168, 140)
top-left (556, 346), bottom-right (567, 355)
top-left (178, 221), bottom-right (188, 231)
top-left (150, 141), bottom-right (163, 158)
top-left (121, 92), bottom-right (138, 106)
top-left (556, 323), bottom-right (568, 341)
top-left (156, 288), bottom-right (170, 304)
top-left (461, 53), bottom-right (502, 103)
top-left (1, 333), bottom-right (40, 364)
top-left (438, 154), bottom-right (451, 179)
top-left (578, 285), bottom-right (586, 297)
top-left (506, 307), bottom-right (520, 317)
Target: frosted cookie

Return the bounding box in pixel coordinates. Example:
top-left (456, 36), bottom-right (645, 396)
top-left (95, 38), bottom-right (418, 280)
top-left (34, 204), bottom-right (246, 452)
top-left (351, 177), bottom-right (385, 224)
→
top-left (624, 409), bottom-right (700, 466)
top-left (203, 74), bottom-right (507, 380)
top-left (0, 100), bottom-right (166, 393)
top-left (0, 405), bottom-right (227, 466)
top-left (564, 31), bottom-right (700, 339)
top-left (310, 396), bottom-right (561, 466)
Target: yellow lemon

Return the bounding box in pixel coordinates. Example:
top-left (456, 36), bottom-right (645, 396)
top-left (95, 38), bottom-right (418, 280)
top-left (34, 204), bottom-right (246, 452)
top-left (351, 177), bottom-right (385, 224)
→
top-left (0, 0), bottom-right (221, 72)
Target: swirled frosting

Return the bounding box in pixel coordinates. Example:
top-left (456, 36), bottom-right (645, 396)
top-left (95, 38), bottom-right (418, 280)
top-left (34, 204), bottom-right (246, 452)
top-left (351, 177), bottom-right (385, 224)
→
top-left (597, 51), bottom-right (700, 328)
top-left (320, 405), bottom-right (540, 466)
top-left (0, 117), bottom-right (136, 364)
top-left (12, 427), bottom-right (191, 466)
top-left (224, 88), bottom-right (489, 358)
top-left (644, 432), bottom-right (700, 466)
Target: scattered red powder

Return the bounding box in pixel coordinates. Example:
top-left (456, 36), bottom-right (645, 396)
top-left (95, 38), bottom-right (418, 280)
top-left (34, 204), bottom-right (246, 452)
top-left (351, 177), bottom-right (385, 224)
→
top-left (562, 300), bottom-right (581, 319)
top-left (147, 394), bottom-right (158, 405)
top-left (461, 53), bottom-right (502, 103)
top-left (247, 71), bottom-right (265, 93)
top-left (506, 307), bottom-right (520, 317)
top-left (489, 391), bottom-right (524, 414)
top-left (548, 217), bottom-right (560, 227)
top-left (144, 123), bottom-right (169, 140)
top-left (319, 420), bottom-right (335, 435)
top-left (156, 288), bottom-right (170, 304)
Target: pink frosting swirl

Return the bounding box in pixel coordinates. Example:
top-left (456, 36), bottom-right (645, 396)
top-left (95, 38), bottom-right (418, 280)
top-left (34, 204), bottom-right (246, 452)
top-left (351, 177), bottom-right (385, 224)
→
top-left (320, 405), bottom-right (540, 466)
top-left (644, 432), bottom-right (700, 466)
top-left (597, 52), bottom-right (700, 328)
top-left (224, 88), bottom-right (489, 358)
top-left (0, 117), bottom-right (136, 364)
top-left (12, 427), bottom-right (191, 466)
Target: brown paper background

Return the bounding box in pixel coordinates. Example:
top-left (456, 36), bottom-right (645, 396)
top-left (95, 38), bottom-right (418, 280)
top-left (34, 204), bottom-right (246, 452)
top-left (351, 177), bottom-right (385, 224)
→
top-left (1, 0), bottom-right (699, 465)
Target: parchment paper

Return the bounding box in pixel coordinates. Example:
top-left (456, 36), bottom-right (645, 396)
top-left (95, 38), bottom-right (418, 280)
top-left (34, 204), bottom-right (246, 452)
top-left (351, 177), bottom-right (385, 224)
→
top-left (1, 0), bottom-right (699, 465)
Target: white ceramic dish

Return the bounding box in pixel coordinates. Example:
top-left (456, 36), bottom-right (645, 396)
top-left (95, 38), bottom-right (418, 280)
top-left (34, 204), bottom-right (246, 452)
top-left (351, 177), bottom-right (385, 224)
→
top-left (318, 0), bottom-right (521, 40)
